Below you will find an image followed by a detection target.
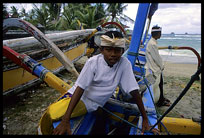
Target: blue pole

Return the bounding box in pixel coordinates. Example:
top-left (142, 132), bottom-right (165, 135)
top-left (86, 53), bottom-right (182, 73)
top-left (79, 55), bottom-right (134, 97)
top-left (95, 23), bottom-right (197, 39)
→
top-left (127, 3), bottom-right (150, 70)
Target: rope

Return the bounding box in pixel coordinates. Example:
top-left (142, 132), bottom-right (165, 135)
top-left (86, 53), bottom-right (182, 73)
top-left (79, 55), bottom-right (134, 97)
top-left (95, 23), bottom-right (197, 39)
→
top-left (102, 106), bottom-right (171, 135)
top-left (147, 113), bottom-right (170, 135)
top-left (101, 107), bottom-right (142, 132)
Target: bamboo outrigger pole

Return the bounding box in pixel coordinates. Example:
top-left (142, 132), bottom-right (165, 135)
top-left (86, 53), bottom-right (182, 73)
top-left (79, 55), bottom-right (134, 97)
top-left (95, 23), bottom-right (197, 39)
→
top-left (3, 18), bottom-right (79, 77)
top-left (3, 45), bottom-right (72, 95)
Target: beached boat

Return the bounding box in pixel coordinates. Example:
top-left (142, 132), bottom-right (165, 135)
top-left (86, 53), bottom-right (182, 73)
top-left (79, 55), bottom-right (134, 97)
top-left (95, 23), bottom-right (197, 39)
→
top-left (3, 20), bottom-right (95, 96)
top-left (3, 3), bottom-right (201, 135)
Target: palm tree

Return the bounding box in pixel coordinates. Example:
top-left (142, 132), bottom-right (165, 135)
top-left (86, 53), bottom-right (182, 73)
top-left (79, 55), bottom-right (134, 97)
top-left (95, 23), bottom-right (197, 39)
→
top-left (43, 3), bottom-right (62, 24)
top-left (13, 3), bottom-right (133, 31)
top-left (19, 7), bottom-right (29, 20)
top-left (56, 3), bottom-right (79, 30)
top-left (106, 3), bottom-right (127, 22)
top-left (10, 6), bottom-right (19, 18)
top-left (75, 6), bottom-right (95, 29)
top-left (93, 3), bottom-right (106, 24)
top-left (106, 3), bottom-right (135, 31)
top-left (32, 4), bottom-right (49, 29)
top-left (75, 4), bottom-right (106, 29)
top-left (26, 9), bottom-right (37, 25)
top-left (56, 3), bottom-right (106, 30)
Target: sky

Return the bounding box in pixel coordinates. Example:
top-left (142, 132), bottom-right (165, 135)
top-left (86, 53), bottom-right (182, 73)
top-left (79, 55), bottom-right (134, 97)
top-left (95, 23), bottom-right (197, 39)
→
top-left (4, 3), bottom-right (201, 34)
top-left (123, 3), bottom-right (201, 34)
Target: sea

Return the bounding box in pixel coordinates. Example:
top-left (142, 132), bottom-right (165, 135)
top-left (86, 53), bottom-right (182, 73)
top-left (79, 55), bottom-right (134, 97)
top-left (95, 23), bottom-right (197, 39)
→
top-left (156, 34), bottom-right (201, 64)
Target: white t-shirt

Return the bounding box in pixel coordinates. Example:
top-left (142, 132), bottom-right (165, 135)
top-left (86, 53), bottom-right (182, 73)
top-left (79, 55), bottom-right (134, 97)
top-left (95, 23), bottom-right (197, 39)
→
top-left (68, 54), bottom-right (139, 112)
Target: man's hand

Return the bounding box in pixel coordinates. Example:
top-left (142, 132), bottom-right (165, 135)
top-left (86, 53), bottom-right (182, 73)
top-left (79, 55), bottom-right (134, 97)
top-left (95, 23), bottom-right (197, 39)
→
top-left (130, 90), bottom-right (160, 135)
top-left (53, 86), bottom-right (84, 135)
top-left (141, 118), bottom-right (160, 135)
top-left (53, 120), bottom-right (71, 135)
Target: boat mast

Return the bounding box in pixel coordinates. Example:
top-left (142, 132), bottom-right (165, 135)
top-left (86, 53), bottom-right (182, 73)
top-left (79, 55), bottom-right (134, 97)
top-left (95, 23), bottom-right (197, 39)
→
top-left (127, 3), bottom-right (150, 71)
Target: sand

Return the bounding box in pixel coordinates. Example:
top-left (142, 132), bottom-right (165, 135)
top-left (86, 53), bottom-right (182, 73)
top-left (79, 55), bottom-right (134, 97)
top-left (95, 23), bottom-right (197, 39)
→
top-left (3, 56), bottom-right (201, 134)
top-left (163, 61), bottom-right (199, 78)
top-left (157, 61), bottom-right (201, 120)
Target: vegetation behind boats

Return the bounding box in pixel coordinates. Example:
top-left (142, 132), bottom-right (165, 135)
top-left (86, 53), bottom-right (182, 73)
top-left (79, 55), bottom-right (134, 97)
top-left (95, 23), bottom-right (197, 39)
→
top-left (3, 3), bottom-right (133, 32)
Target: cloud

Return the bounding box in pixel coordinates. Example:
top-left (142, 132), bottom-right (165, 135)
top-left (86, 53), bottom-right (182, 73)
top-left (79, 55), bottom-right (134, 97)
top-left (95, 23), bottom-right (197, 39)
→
top-left (123, 3), bottom-right (201, 34)
top-left (158, 3), bottom-right (194, 9)
top-left (123, 3), bottom-right (138, 20)
top-left (134, 3), bottom-right (201, 34)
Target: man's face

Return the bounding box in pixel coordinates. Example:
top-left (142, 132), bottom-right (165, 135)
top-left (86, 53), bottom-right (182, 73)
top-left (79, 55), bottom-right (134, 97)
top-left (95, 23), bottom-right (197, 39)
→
top-left (101, 47), bottom-right (124, 66)
top-left (158, 31), bottom-right (161, 39)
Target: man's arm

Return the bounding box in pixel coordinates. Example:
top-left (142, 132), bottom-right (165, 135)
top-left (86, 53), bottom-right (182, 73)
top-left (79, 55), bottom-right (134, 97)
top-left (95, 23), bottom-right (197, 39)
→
top-left (130, 90), bottom-right (160, 135)
top-left (130, 90), bottom-right (151, 134)
top-left (53, 86), bottom-right (84, 135)
top-left (130, 90), bottom-right (148, 121)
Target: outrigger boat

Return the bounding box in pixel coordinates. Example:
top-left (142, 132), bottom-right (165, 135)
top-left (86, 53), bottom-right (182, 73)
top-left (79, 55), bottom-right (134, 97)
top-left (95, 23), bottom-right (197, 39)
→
top-left (3, 3), bottom-right (201, 135)
top-left (3, 25), bottom-right (94, 96)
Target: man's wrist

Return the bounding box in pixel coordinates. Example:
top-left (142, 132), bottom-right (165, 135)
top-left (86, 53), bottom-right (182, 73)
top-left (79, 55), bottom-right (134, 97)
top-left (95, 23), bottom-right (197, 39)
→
top-left (62, 116), bottom-right (70, 124)
top-left (142, 113), bottom-right (148, 120)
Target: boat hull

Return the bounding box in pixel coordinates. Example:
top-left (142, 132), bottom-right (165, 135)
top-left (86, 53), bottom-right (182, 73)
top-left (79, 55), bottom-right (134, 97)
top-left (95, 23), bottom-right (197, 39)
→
top-left (3, 43), bottom-right (87, 96)
top-left (159, 117), bottom-right (201, 135)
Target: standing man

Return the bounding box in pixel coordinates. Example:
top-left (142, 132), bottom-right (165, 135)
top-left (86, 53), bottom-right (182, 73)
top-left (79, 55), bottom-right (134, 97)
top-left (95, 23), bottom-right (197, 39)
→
top-left (145, 25), bottom-right (170, 107)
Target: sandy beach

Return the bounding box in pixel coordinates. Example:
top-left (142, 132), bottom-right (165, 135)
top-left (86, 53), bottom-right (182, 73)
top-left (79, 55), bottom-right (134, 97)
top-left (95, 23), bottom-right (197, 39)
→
top-left (157, 60), bottom-right (201, 120)
top-left (3, 56), bottom-right (201, 134)
top-left (163, 61), bottom-right (199, 78)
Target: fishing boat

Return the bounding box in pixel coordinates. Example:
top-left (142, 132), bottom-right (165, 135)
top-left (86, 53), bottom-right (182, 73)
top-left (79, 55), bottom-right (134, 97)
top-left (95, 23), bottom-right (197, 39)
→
top-left (3, 19), bottom-right (95, 96)
top-left (3, 3), bottom-right (201, 135)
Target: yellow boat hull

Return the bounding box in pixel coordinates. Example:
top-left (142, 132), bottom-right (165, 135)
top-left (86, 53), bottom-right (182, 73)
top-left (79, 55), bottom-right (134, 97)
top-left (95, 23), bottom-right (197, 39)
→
top-left (3, 43), bottom-right (87, 94)
top-left (159, 117), bottom-right (201, 135)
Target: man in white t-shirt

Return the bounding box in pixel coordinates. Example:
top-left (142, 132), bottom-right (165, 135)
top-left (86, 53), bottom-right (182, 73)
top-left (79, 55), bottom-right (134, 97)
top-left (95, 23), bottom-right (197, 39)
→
top-left (53, 31), bottom-right (159, 135)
